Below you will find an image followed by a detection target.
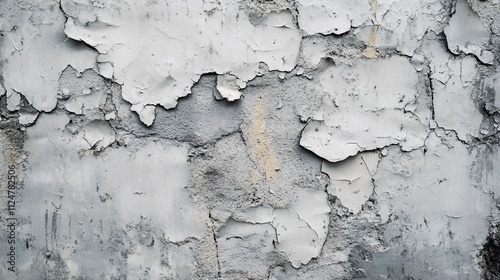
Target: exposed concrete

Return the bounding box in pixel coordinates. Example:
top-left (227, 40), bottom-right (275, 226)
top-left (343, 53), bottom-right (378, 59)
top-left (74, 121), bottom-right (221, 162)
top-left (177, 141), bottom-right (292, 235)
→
top-left (479, 222), bottom-right (500, 280)
top-left (1, 0), bottom-right (500, 279)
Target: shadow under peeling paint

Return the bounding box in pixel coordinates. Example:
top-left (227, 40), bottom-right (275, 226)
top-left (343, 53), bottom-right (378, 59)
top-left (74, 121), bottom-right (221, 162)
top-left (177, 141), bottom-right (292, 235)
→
top-left (479, 222), bottom-right (500, 280)
top-left (473, 143), bottom-right (500, 280)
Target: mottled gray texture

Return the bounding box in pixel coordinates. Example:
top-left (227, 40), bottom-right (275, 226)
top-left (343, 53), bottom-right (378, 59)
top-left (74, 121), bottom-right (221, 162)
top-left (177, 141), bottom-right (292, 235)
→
top-left (1, 0), bottom-right (500, 279)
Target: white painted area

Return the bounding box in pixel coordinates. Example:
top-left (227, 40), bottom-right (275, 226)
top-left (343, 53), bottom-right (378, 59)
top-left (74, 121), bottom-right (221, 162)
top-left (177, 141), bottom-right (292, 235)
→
top-left (322, 152), bottom-right (379, 213)
top-left (1, 0), bottom-right (499, 278)
top-left (216, 74), bottom-right (243, 101)
top-left (6, 90), bottom-right (21, 111)
top-left (297, 0), bottom-right (371, 35)
top-left (80, 120), bottom-right (115, 151)
top-left (227, 189), bottom-right (330, 268)
top-left (427, 42), bottom-right (483, 140)
top-left (354, 0), bottom-right (445, 55)
top-left (370, 133), bottom-right (492, 278)
top-left (444, 0), bottom-right (494, 64)
top-left (137, 105), bottom-right (156, 126)
top-left (300, 56), bottom-right (428, 162)
top-left (62, 0), bottom-right (301, 124)
top-left (20, 112), bottom-right (206, 275)
top-left (65, 89), bottom-right (106, 115)
top-left (0, 3), bottom-right (96, 112)
top-left (18, 108), bottom-right (39, 126)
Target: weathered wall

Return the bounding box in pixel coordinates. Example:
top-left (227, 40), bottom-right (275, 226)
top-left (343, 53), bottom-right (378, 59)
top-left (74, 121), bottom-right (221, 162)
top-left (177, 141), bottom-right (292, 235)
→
top-left (1, 0), bottom-right (500, 279)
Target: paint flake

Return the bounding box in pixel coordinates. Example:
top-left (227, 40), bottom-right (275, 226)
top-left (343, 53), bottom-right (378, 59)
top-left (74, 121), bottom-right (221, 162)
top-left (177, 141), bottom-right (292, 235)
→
top-left (61, 1), bottom-right (301, 125)
top-left (300, 56), bottom-right (428, 162)
top-left (1, 1), bottom-right (96, 112)
top-left (322, 151), bottom-right (379, 213)
top-left (444, 0), bottom-right (494, 64)
top-left (297, 0), bottom-right (371, 35)
top-left (227, 189), bottom-right (330, 268)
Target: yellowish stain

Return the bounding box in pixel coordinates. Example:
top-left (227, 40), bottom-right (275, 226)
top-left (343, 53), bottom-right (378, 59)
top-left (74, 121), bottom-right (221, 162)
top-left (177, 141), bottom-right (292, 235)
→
top-left (248, 97), bottom-right (278, 183)
top-left (362, 0), bottom-right (379, 59)
top-left (368, 0), bottom-right (378, 14)
top-left (362, 26), bottom-right (379, 59)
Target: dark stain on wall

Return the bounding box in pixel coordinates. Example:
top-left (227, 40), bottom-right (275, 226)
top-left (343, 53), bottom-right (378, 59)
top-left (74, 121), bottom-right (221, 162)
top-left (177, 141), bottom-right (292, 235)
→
top-left (479, 222), bottom-right (500, 280)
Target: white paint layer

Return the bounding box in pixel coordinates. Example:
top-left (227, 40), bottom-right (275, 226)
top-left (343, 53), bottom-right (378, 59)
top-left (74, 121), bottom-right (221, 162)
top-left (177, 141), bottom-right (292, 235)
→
top-left (226, 189), bottom-right (330, 268)
top-left (444, 0), bottom-right (494, 64)
top-left (1, 1), bottom-right (96, 112)
top-left (300, 56), bottom-right (427, 162)
top-left (61, 0), bottom-right (301, 125)
top-left (322, 152), bottom-right (379, 213)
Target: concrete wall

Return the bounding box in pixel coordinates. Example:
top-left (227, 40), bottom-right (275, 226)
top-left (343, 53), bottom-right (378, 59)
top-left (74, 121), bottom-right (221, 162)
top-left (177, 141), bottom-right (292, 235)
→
top-left (1, 0), bottom-right (500, 279)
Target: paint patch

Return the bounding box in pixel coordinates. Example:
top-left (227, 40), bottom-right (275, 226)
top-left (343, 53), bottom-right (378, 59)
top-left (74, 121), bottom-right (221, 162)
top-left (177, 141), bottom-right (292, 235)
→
top-left (61, 1), bottom-right (301, 125)
top-left (322, 151), bottom-right (379, 213)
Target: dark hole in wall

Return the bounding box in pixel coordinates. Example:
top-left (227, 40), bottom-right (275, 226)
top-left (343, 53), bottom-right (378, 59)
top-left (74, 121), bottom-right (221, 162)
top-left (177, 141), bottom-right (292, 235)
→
top-left (479, 223), bottom-right (500, 280)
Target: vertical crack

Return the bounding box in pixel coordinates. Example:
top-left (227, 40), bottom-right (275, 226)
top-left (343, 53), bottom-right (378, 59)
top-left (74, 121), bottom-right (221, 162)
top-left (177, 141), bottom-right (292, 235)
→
top-left (427, 68), bottom-right (436, 121)
top-left (209, 213), bottom-right (222, 278)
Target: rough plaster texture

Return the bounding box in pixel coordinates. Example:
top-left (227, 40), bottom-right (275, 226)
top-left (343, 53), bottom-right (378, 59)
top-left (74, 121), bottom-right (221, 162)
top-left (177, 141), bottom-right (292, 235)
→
top-left (1, 0), bottom-right (500, 279)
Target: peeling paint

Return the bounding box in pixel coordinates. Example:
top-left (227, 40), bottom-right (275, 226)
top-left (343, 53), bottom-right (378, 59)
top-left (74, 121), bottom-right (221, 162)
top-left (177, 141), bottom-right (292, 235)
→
top-left (322, 151), bottom-right (379, 214)
top-left (355, 0), bottom-right (447, 56)
top-left (0, 0), bottom-right (96, 113)
top-left (296, 0), bottom-right (371, 36)
top-left (1, 0), bottom-right (500, 278)
top-left (444, 0), bottom-right (494, 64)
top-left (426, 41), bottom-right (483, 140)
top-left (300, 56), bottom-right (427, 162)
top-left (215, 74), bottom-right (243, 101)
top-left (366, 133), bottom-right (492, 279)
top-left (61, 0), bottom-right (301, 125)
top-left (226, 188), bottom-right (330, 269)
